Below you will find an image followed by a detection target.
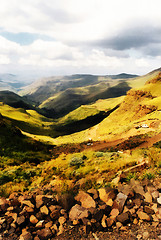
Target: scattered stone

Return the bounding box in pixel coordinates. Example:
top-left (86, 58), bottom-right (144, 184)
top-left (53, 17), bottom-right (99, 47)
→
top-left (101, 214), bottom-right (107, 228)
top-left (40, 205), bottom-right (49, 215)
top-left (35, 195), bottom-right (44, 209)
top-left (17, 215), bottom-right (25, 225)
top-left (69, 204), bottom-right (89, 221)
top-left (98, 188), bottom-right (116, 206)
top-left (19, 230), bottom-right (33, 240)
top-left (75, 191), bottom-right (96, 209)
top-left (30, 215), bottom-right (38, 224)
top-left (144, 192), bottom-right (152, 203)
top-left (157, 196), bottom-right (161, 205)
top-left (137, 211), bottom-right (151, 221)
top-left (114, 192), bottom-right (127, 212)
top-left (37, 228), bottom-right (52, 239)
top-left (143, 231), bottom-right (149, 239)
top-left (116, 212), bottom-right (131, 224)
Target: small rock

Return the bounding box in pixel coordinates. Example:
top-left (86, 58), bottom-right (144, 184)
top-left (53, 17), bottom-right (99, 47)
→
top-left (114, 192), bottom-right (127, 213)
top-left (116, 212), bottom-right (131, 224)
top-left (116, 222), bottom-right (123, 229)
top-left (157, 196), bottom-right (161, 205)
top-left (110, 208), bottom-right (119, 219)
top-left (152, 190), bottom-right (159, 200)
top-left (35, 195), bottom-right (44, 209)
top-left (144, 206), bottom-right (155, 215)
top-left (101, 214), bottom-right (107, 228)
top-left (106, 218), bottom-right (114, 227)
top-left (36, 220), bottom-right (44, 228)
top-left (144, 192), bottom-right (152, 203)
top-left (17, 215), bottom-right (25, 225)
top-left (37, 228), bottom-right (52, 239)
top-left (58, 216), bottom-right (66, 225)
top-left (98, 188), bottom-right (116, 206)
top-left (30, 215), bottom-right (38, 224)
top-left (75, 191), bottom-right (96, 209)
top-left (19, 230), bottom-right (33, 240)
top-left (87, 188), bottom-right (99, 200)
top-left (143, 231), bottom-right (149, 239)
top-left (137, 211), bottom-right (151, 221)
top-left (40, 205), bottom-right (49, 215)
top-left (69, 204), bottom-right (89, 221)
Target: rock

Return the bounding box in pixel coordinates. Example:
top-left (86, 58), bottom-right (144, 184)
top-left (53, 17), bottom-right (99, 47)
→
top-left (144, 206), bottom-right (155, 215)
top-left (130, 179), bottom-right (145, 196)
top-left (30, 215), bottom-right (38, 224)
top-left (35, 195), bottom-right (44, 209)
top-left (151, 190), bottom-right (159, 200)
top-left (118, 184), bottom-right (134, 198)
top-left (144, 192), bottom-right (152, 203)
top-left (17, 215), bottom-right (25, 225)
top-left (114, 192), bottom-right (127, 213)
top-left (19, 230), bottom-right (33, 240)
top-left (116, 212), bottom-right (131, 224)
top-left (57, 224), bottom-right (64, 236)
top-left (75, 191), bottom-right (96, 209)
top-left (87, 188), bottom-right (99, 200)
top-left (40, 205), bottom-right (49, 215)
top-left (116, 222), bottom-right (123, 229)
top-left (73, 219), bottom-right (80, 225)
top-left (69, 204), bottom-right (89, 221)
top-left (57, 193), bottom-right (75, 211)
top-left (58, 216), bottom-right (66, 225)
top-left (37, 228), bottom-right (52, 239)
top-left (137, 211), bottom-right (151, 221)
top-left (106, 218), bottom-right (114, 227)
top-left (21, 200), bottom-right (34, 209)
top-left (143, 231), bottom-right (149, 239)
top-left (36, 220), bottom-right (45, 228)
top-left (133, 218), bottom-right (138, 224)
top-left (157, 196), bottom-right (161, 205)
top-left (93, 209), bottom-right (104, 222)
top-left (45, 221), bottom-right (53, 228)
top-left (110, 208), bottom-right (119, 219)
top-left (98, 188), bottom-right (116, 206)
top-left (101, 214), bottom-right (107, 228)
top-left (0, 198), bottom-right (9, 211)
top-left (49, 206), bottom-right (61, 220)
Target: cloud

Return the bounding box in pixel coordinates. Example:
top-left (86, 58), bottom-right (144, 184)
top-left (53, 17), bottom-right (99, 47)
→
top-left (0, 0), bottom-right (161, 76)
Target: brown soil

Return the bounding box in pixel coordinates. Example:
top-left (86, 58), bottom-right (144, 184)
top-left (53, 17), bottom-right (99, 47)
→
top-left (54, 222), bottom-right (161, 239)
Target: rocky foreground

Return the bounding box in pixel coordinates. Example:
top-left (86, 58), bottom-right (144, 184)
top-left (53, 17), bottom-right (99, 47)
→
top-left (1, 178), bottom-right (161, 239)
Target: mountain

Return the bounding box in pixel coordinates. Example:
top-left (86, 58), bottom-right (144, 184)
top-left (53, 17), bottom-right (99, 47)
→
top-left (0, 73), bottom-right (31, 92)
top-left (0, 90), bottom-right (34, 109)
top-left (21, 73), bottom-right (138, 118)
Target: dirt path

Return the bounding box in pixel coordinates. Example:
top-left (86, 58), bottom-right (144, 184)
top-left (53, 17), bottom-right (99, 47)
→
top-left (136, 132), bottom-right (161, 149)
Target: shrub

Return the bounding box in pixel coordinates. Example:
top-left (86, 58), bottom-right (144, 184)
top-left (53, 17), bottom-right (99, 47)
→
top-left (69, 157), bottom-right (84, 168)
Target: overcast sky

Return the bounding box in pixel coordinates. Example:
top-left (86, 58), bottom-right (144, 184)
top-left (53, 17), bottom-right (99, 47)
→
top-left (0, 0), bottom-right (161, 78)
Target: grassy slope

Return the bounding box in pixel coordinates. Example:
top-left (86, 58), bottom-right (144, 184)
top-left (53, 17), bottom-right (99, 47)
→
top-left (0, 103), bottom-right (53, 135)
top-left (48, 69), bottom-right (161, 145)
top-left (0, 115), bottom-right (52, 196)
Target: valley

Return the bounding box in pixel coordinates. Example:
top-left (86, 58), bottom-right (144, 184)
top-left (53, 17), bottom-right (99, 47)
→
top-left (0, 68), bottom-right (161, 239)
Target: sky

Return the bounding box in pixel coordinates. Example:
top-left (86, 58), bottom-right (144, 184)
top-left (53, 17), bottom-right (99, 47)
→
top-left (0, 0), bottom-right (161, 78)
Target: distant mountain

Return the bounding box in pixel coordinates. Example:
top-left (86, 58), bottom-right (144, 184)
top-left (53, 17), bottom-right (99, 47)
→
top-left (21, 73), bottom-right (138, 118)
top-left (0, 73), bottom-right (33, 92)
